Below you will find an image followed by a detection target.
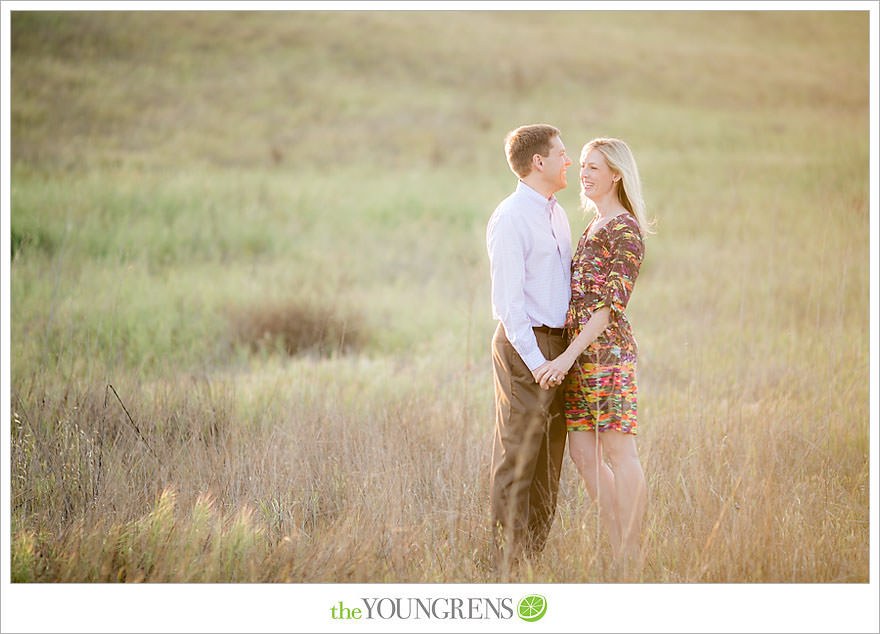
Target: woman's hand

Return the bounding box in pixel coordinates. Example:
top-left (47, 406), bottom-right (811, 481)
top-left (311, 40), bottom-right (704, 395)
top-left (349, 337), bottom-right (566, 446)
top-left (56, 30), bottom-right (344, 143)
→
top-left (534, 308), bottom-right (611, 390)
top-left (535, 352), bottom-right (576, 390)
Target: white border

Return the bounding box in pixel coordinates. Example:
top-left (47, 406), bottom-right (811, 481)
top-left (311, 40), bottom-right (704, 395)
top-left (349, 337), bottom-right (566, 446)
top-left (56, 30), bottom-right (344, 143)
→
top-left (1, 3), bottom-right (13, 632)
top-left (1, 583), bottom-right (880, 633)
top-left (869, 0), bottom-right (880, 627)
top-left (0, 1), bottom-right (878, 12)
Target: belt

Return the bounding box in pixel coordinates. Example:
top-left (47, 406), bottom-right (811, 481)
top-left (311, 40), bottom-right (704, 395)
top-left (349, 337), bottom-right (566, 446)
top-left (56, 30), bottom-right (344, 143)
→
top-left (533, 325), bottom-right (565, 337)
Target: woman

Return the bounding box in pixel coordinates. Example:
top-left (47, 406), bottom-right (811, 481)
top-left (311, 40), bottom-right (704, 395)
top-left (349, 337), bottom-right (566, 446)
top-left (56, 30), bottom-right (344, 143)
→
top-left (535, 137), bottom-right (651, 565)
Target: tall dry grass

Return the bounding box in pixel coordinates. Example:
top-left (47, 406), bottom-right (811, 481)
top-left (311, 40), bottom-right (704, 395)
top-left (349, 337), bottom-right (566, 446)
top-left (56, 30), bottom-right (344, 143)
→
top-left (10, 333), bottom-right (868, 582)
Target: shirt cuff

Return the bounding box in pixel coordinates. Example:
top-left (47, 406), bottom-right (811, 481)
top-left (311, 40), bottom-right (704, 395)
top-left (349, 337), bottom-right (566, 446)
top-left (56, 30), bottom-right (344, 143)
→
top-left (522, 348), bottom-right (548, 372)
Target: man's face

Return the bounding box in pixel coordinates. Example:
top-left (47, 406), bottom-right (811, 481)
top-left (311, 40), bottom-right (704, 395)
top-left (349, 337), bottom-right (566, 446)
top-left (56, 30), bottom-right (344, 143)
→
top-left (538, 135), bottom-right (571, 193)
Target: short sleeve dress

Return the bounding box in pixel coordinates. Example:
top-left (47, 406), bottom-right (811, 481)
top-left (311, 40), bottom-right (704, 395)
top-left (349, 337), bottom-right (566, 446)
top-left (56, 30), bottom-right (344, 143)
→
top-left (563, 211), bottom-right (645, 434)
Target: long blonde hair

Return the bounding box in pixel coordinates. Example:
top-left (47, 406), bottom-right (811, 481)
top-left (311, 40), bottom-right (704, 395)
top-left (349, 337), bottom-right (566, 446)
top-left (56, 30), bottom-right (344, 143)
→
top-left (580, 137), bottom-right (654, 237)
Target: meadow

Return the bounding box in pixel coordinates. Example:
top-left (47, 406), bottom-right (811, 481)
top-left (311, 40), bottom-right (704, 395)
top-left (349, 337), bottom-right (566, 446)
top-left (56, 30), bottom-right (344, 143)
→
top-left (7, 10), bottom-right (870, 583)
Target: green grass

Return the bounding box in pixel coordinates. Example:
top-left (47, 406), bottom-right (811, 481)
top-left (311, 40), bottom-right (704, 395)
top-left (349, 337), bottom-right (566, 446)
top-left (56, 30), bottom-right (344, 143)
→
top-left (8, 10), bottom-right (870, 584)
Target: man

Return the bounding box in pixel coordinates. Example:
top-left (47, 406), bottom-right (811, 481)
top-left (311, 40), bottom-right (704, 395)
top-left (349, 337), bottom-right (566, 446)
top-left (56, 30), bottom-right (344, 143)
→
top-left (486, 123), bottom-right (573, 569)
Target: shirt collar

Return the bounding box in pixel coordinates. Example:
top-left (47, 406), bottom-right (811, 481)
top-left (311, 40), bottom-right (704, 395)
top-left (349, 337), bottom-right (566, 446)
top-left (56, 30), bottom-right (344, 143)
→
top-left (516, 180), bottom-right (556, 211)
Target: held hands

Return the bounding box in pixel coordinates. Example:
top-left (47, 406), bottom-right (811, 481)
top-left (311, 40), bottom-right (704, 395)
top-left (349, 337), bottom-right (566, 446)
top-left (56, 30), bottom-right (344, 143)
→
top-left (532, 353), bottom-right (576, 390)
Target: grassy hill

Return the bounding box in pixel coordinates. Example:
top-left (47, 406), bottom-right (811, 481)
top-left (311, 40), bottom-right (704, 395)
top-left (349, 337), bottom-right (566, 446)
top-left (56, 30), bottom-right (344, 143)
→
top-left (8, 10), bottom-right (870, 584)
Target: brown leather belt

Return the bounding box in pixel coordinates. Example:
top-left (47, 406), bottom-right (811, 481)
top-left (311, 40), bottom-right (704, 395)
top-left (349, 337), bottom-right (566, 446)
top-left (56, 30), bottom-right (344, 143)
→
top-left (533, 325), bottom-right (565, 337)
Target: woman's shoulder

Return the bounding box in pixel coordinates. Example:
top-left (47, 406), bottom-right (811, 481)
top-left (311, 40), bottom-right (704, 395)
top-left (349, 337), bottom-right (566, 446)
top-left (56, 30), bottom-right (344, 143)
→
top-left (608, 212), bottom-right (645, 261)
top-left (609, 212), bottom-right (642, 240)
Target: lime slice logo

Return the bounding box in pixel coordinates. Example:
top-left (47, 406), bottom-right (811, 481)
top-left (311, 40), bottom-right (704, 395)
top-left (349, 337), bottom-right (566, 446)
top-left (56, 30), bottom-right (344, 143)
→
top-left (517, 594), bottom-right (547, 622)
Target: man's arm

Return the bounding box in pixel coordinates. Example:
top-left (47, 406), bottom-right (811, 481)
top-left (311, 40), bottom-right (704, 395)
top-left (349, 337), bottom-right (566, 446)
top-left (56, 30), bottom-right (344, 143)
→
top-left (487, 213), bottom-right (546, 374)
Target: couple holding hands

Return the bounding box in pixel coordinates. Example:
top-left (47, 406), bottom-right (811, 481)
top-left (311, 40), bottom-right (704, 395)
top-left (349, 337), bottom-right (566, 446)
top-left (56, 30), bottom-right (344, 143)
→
top-left (487, 124), bottom-right (652, 572)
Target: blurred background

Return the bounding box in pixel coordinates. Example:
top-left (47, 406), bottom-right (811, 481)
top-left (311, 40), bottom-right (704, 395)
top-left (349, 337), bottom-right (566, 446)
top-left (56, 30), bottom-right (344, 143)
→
top-left (7, 10), bottom-right (871, 585)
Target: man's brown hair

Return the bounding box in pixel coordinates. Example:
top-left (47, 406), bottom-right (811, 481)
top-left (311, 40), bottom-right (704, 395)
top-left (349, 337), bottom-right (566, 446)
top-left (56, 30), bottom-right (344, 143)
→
top-left (504, 124), bottom-right (560, 178)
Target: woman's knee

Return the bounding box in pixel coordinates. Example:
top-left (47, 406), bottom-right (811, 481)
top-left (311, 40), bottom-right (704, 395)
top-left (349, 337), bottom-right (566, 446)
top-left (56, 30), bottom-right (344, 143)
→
top-left (603, 433), bottom-right (639, 469)
top-left (568, 432), bottom-right (599, 470)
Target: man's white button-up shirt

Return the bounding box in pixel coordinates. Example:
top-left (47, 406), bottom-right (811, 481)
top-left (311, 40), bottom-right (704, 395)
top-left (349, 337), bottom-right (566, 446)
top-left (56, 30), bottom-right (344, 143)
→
top-left (487, 180), bottom-right (573, 371)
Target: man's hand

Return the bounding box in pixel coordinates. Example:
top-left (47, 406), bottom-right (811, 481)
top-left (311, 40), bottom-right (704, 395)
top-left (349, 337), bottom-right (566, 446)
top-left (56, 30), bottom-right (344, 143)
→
top-left (531, 361), bottom-right (553, 387)
top-left (534, 353), bottom-right (575, 390)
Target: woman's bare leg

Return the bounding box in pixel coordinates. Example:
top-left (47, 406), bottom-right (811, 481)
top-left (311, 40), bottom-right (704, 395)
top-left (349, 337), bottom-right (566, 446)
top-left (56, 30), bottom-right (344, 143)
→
top-left (602, 431), bottom-right (647, 563)
top-left (568, 430), bottom-right (620, 554)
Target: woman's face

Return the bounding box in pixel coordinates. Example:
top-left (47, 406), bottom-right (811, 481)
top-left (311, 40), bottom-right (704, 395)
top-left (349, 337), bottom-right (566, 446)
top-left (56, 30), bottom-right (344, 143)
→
top-left (580, 147), bottom-right (619, 202)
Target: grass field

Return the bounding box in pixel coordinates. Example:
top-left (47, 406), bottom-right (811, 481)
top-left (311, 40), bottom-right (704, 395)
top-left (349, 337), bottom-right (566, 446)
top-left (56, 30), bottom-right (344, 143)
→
top-left (7, 10), bottom-right (871, 584)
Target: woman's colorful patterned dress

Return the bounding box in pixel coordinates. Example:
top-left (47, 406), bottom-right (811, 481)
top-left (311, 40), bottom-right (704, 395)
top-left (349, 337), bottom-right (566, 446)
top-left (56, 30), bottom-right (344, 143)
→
top-left (563, 212), bottom-right (645, 434)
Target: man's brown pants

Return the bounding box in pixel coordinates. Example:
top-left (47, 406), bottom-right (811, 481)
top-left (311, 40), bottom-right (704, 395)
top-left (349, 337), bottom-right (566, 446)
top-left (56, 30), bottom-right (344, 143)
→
top-left (490, 323), bottom-right (567, 566)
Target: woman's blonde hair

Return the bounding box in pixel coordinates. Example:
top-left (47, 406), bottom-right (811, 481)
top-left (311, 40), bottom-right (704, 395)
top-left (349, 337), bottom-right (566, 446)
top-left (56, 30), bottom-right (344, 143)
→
top-left (580, 137), bottom-right (654, 237)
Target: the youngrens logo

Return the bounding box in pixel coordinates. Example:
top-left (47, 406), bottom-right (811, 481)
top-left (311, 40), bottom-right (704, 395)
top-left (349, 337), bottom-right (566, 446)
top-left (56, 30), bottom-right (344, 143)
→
top-left (329, 594), bottom-right (547, 622)
top-left (516, 594), bottom-right (547, 622)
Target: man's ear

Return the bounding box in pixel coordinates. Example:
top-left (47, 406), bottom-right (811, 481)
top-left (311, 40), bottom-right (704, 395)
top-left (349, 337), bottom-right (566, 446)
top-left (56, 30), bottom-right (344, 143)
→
top-left (531, 153), bottom-right (544, 172)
